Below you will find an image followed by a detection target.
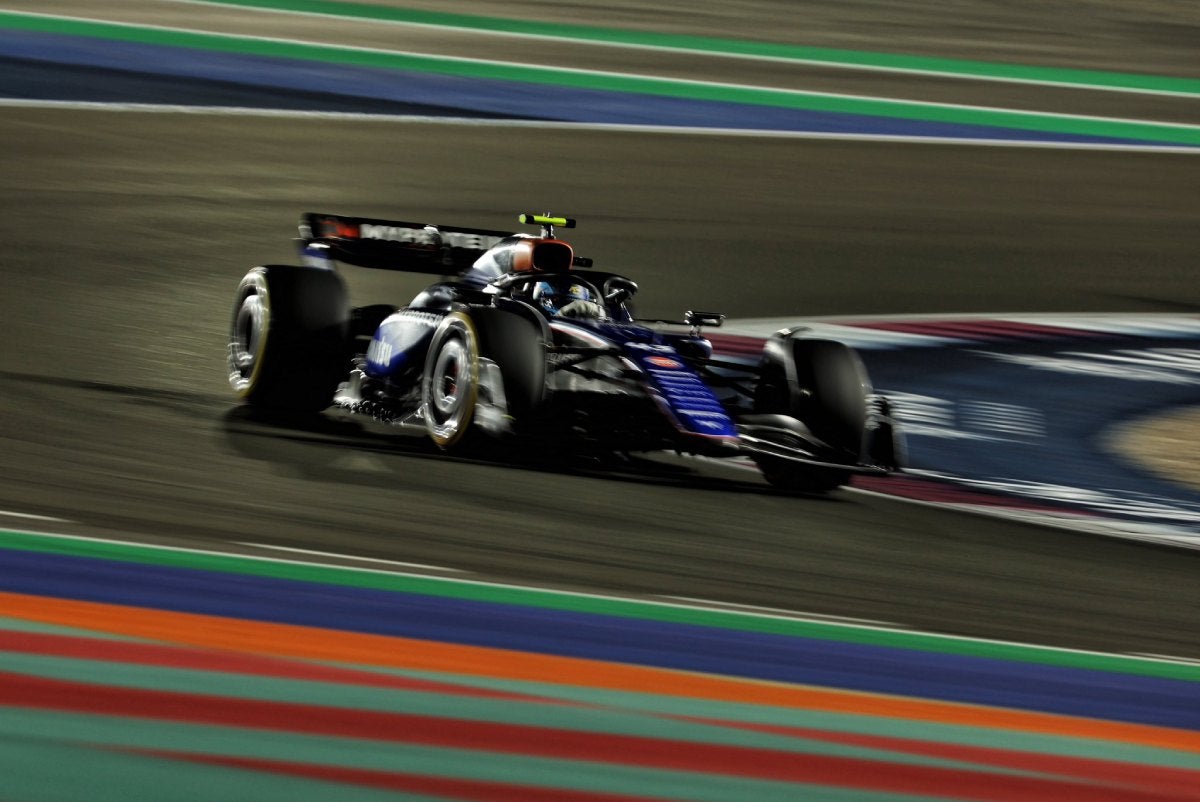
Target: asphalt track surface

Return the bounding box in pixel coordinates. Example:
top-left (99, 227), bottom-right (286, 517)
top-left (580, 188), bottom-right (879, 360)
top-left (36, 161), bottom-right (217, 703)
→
top-left (2, 1), bottom-right (1199, 660)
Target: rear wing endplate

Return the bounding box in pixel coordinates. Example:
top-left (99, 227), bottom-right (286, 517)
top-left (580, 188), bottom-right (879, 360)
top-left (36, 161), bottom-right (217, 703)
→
top-left (298, 213), bottom-right (515, 274)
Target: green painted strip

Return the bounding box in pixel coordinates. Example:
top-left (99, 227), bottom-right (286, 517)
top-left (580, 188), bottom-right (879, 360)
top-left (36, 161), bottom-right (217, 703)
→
top-left (185, 0), bottom-right (1200, 96)
top-left (0, 710), bottom-right (927, 802)
top-left (0, 731), bottom-right (435, 802)
top-left (4, 529), bottom-right (1200, 684)
top-left (1, 12), bottom-right (1197, 146)
top-left (0, 653), bottom-right (1027, 774)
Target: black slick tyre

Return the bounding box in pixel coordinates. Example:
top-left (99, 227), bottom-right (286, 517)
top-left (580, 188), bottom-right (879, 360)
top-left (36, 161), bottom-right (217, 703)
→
top-left (227, 265), bottom-right (350, 412)
top-left (787, 339), bottom-right (870, 459)
top-left (422, 308), bottom-right (545, 451)
top-left (753, 338), bottom-right (870, 494)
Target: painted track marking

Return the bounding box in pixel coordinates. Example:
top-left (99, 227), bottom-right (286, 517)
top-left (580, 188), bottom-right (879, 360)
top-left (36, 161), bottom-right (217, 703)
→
top-left (165, 0), bottom-right (1200, 98)
top-left (235, 541), bottom-right (467, 572)
top-left (0, 510), bottom-right (69, 523)
top-left (2, 11), bottom-right (1198, 147)
top-left (5, 525), bottom-right (1198, 678)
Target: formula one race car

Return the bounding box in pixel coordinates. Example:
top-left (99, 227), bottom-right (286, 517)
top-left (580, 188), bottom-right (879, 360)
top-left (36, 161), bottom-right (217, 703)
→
top-left (227, 212), bottom-right (902, 493)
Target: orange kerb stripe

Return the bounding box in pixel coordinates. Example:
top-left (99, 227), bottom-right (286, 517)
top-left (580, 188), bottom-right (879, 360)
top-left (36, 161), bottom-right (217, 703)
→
top-left (3, 591), bottom-right (1197, 753)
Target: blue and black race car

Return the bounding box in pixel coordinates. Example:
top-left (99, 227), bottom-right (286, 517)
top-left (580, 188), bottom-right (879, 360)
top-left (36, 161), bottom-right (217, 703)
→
top-left (228, 212), bottom-right (902, 492)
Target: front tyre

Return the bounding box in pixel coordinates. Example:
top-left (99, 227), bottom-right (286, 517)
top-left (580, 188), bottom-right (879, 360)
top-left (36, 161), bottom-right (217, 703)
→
top-left (422, 313), bottom-right (480, 448)
top-left (228, 265), bottom-right (349, 412)
top-left (421, 308), bottom-right (546, 451)
top-left (752, 338), bottom-right (870, 494)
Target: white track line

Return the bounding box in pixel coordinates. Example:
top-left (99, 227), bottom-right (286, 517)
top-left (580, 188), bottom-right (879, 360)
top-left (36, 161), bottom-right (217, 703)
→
top-left (659, 595), bottom-right (905, 628)
top-left (1132, 653), bottom-right (1200, 666)
top-left (0, 510), bottom-right (70, 522)
top-left (234, 541), bottom-right (465, 572)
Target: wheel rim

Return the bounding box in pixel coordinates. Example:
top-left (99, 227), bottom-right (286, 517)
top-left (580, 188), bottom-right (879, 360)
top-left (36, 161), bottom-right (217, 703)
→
top-left (432, 338), bottom-right (467, 418)
top-left (424, 327), bottom-right (478, 447)
top-left (229, 288), bottom-right (266, 394)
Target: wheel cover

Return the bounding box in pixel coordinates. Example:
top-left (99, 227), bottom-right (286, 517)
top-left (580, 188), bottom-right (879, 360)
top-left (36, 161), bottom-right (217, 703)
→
top-left (423, 319), bottom-right (479, 448)
top-left (228, 285), bottom-right (267, 395)
top-left (432, 339), bottom-right (467, 417)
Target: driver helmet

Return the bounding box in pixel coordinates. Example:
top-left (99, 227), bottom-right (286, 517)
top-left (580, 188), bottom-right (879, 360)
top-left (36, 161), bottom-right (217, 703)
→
top-left (532, 280), bottom-right (602, 319)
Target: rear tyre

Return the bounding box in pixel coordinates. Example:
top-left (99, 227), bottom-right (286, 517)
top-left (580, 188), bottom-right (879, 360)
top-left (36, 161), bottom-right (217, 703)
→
top-left (752, 339), bottom-right (870, 494)
top-left (227, 265), bottom-right (349, 412)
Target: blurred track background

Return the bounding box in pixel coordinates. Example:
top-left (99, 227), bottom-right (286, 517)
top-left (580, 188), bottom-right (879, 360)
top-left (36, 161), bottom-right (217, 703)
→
top-left (1, 2), bottom-right (1199, 798)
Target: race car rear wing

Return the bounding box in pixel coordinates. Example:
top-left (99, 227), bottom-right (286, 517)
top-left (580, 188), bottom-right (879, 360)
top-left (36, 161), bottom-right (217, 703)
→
top-left (297, 213), bottom-right (515, 274)
top-left (297, 212), bottom-right (593, 274)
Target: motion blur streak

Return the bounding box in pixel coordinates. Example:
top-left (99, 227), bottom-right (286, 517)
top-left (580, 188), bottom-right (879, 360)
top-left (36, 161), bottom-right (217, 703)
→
top-left (1, 530), bottom-right (1198, 800)
top-left (1, 1), bottom-right (1199, 799)
top-left (1, 9), bottom-right (1198, 144)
